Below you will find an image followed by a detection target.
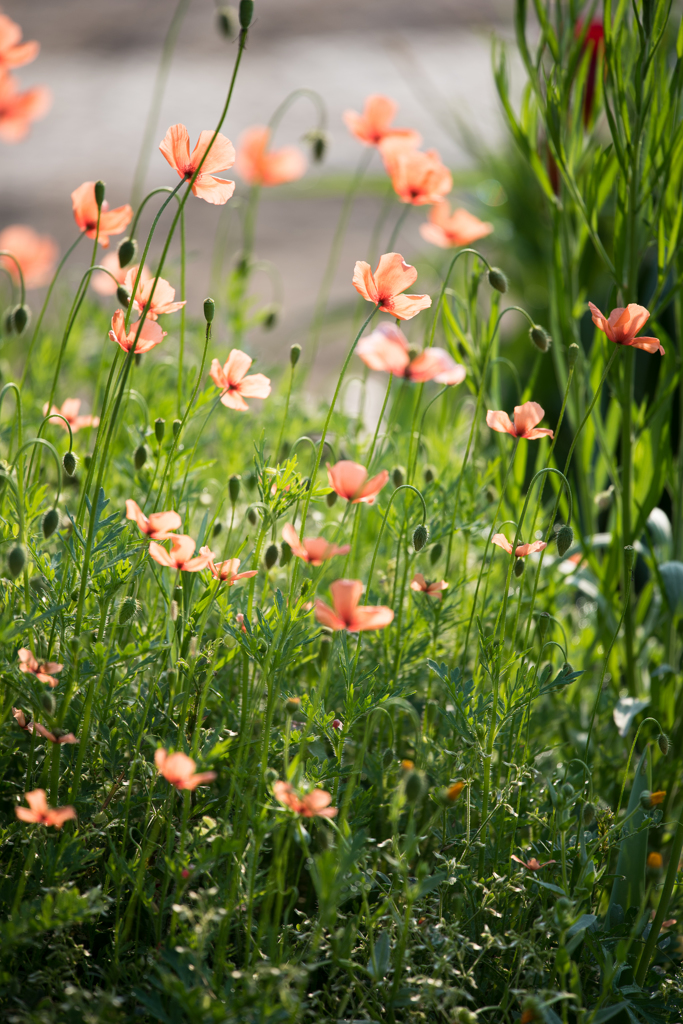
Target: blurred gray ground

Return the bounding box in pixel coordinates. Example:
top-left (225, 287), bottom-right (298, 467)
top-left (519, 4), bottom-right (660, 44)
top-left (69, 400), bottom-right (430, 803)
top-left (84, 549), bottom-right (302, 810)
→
top-left (0, 0), bottom-right (518, 381)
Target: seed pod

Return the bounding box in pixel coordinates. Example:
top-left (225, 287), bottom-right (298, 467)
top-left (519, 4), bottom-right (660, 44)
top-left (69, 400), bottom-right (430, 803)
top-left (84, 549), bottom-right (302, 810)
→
top-left (63, 451), bottom-right (77, 476)
top-left (290, 343), bottom-right (301, 366)
top-left (42, 508), bottom-right (60, 539)
top-left (475, 722), bottom-right (486, 743)
top-left (116, 285), bottom-right (130, 306)
top-left (41, 692), bottom-right (56, 715)
top-left (239, 0), bottom-right (253, 28)
top-left (556, 524), bottom-right (574, 557)
top-left (488, 266), bottom-right (508, 293)
top-left (382, 747), bottom-right (394, 768)
top-left (514, 557), bottom-right (525, 577)
top-left (12, 304), bottom-right (30, 334)
top-left (212, 521), bottom-right (223, 538)
top-left (392, 465), bottom-right (405, 488)
top-left (658, 733), bottom-right (670, 756)
top-left (117, 237), bottom-right (137, 268)
top-left (94, 180), bottom-right (106, 208)
top-left (404, 769), bottom-right (426, 803)
top-left (326, 490), bottom-right (337, 507)
top-left (285, 696), bottom-right (301, 715)
top-left (245, 470), bottom-right (258, 491)
top-left (118, 596), bottom-right (138, 624)
top-left (8, 544), bottom-right (26, 578)
top-left (567, 342), bottom-right (580, 368)
top-left (134, 444), bottom-right (147, 470)
top-left (217, 5), bottom-right (239, 37)
top-left (265, 543), bottom-right (279, 569)
top-left (203, 297), bottom-right (215, 323)
top-left (529, 324), bottom-right (552, 353)
top-left (229, 474), bottom-right (241, 503)
top-left (423, 465), bottom-right (436, 484)
top-left (92, 811), bottom-right (108, 826)
top-left (247, 508), bottom-right (258, 525)
top-left (154, 417), bottom-right (165, 444)
top-left (280, 540), bottom-right (292, 566)
top-left (413, 524), bottom-right (429, 551)
top-left (172, 418), bottom-right (182, 439)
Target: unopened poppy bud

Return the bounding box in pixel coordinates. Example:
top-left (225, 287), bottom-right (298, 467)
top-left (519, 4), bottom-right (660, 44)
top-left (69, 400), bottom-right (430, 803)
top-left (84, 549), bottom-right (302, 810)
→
top-left (285, 696), bottom-right (301, 716)
top-left (392, 465), bottom-right (405, 488)
top-left (305, 128), bottom-right (328, 163)
top-left (382, 748), bottom-right (394, 768)
top-left (529, 324), bottom-right (552, 353)
top-left (172, 418), bottom-right (182, 439)
top-left (92, 811), bottom-right (108, 825)
top-left (119, 596), bottom-right (138, 624)
top-left (63, 451), bottom-right (77, 476)
top-left (318, 634), bottom-right (331, 664)
top-left (454, 1011), bottom-right (478, 1024)
top-left (134, 444), bottom-right (147, 470)
top-left (42, 508), bottom-right (60, 539)
top-left (430, 542), bottom-right (442, 565)
top-left (245, 471), bottom-right (257, 491)
top-left (562, 661), bottom-right (573, 675)
top-left (290, 343), bottom-right (301, 366)
top-left (154, 417), bottom-right (165, 444)
top-left (212, 521), bottom-right (222, 538)
top-left (229, 474), bottom-right (241, 503)
top-left (556, 524), bottom-right (574, 557)
top-left (84, 454), bottom-right (92, 468)
top-left (94, 180), bottom-right (106, 208)
top-left (239, 0), bottom-right (253, 29)
top-left (423, 465), bottom-right (436, 484)
top-left (332, 719), bottom-right (343, 731)
top-left (475, 722), bottom-right (486, 743)
top-left (247, 507), bottom-right (257, 525)
top-left (203, 297), bottom-right (215, 323)
top-left (594, 485), bottom-right (614, 511)
top-left (658, 733), bottom-right (670, 756)
top-left (217, 5), bottom-right (239, 36)
top-left (488, 266), bottom-right (508, 293)
top-left (567, 343), bottom-right (580, 368)
top-left (116, 285), bottom-right (130, 307)
top-left (562, 782), bottom-right (574, 800)
top-left (640, 790), bottom-right (653, 811)
top-left (514, 557), bottom-right (525, 577)
top-left (538, 611), bottom-right (550, 641)
top-left (265, 543), bottom-right (279, 569)
top-left (582, 801), bottom-right (595, 825)
top-left (12, 304), bottom-right (30, 334)
top-left (117, 237), bottom-right (137, 268)
top-left (41, 692), bottom-right (56, 715)
top-left (326, 490), bottom-right (337, 507)
top-left (413, 524), bottom-right (429, 551)
top-left (624, 544), bottom-right (635, 572)
top-left (280, 541), bottom-right (292, 566)
top-left (8, 544), bottom-right (26, 578)
top-left (404, 769), bottom-right (425, 803)
top-left (262, 305), bottom-right (277, 330)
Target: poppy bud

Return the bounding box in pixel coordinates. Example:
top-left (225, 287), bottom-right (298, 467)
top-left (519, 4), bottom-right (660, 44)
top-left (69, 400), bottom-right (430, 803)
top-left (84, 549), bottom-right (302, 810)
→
top-left (556, 524), bottom-right (573, 557)
top-left (430, 542), bottom-right (442, 565)
top-left (538, 611), bottom-right (550, 641)
top-left (154, 417), bottom-right (165, 444)
top-left (658, 733), bottom-right (670, 756)
top-left (305, 129), bottom-right (328, 163)
top-left (92, 811), bottom-right (108, 826)
top-left (488, 267), bottom-right (508, 293)
top-left (318, 635), bottom-right (331, 664)
top-left (514, 557), bottom-right (525, 577)
top-left (382, 748), bottom-right (394, 768)
top-left (454, 1011), bottom-right (478, 1024)
top-left (8, 544), bottom-right (25, 578)
top-left (624, 544), bottom-right (635, 572)
top-left (475, 722), bottom-right (486, 743)
top-left (261, 305), bottom-right (277, 330)
top-left (280, 541), bottom-right (292, 566)
top-left (12, 304), bottom-right (30, 334)
top-left (217, 5), bottom-right (239, 37)
top-left (332, 719), bottom-right (343, 731)
top-left (42, 508), bottom-right (60, 539)
top-left (265, 543), bottom-right (279, 569)
top-left (392, 465), bottom-right (405, 488)
top-left (245, 470), bottom-right (258, 491)
top-left (285, 696), bottom-right (301, 716)
top-left (594, 485), bottom-right (614, 512)
top-left (567, 343), bottom-right (580, 368)
top-left (172, 418), bottom-right (182, 439)
top-left (212, 521), bottom-right (222, 538)
top-left (117, 237), bottom-right (137, 268)
top-left (116, 285), bottom-right (130, 307)
top-left (203, 297), bottom-right (215, 323)
top-left (119, 596), bottom-right (138, 624)
top-left (529, 325), bottom-right (552, 353)
top-left (404, 769), bottom-right (426, 803)
top-left (640, 790), bottom-right (653, 811)
top-left (562, 782), bottom-right (574, 800)
top-left (63, 451), bottom-right (77, 476)
top-left (413, 524), bottom-right (429, 551)
top-left (229, 474), bottom-right (241, 503)
top-left (239, 0), bottom-right (253, 28)
top-left (134, 444), bottom-right (147, 470)
top-left (41, 692), bottom-right (56, 715)
top-left (84, 454), bottom-right (92, 468)
top-left (94, 180), bottom-right (106, 209)
top-left (326, 490), bottom-right (337, 507)
top-left (290, 343), bottom-right (301, 366)
top-left (423, 465), bottom-right (436, 484)
top-left (247, 508), bottom-right (257, 525)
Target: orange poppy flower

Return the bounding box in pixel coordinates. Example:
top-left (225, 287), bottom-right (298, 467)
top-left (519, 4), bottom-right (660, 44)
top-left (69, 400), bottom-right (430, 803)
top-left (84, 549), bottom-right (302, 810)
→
top-left (209, 350), bottom-right (271, 411)
top-left (159, 124), bottom-right (235, 205)
top-left (125, 499), bottom-right (181, 539)
top-left (15, 789), bottom-right (76, 829)
top-left (148, 534), bottom-right (213, 573)
top-left (155, 748), bottom-right (216, 790)
top-left (18, 647), bottom-right (62, 688)
top-left (357, 322), bottom-right (465, 383)
top-left (647, 851), bottom-right (663, 870)
top-left (380, 142), bottom-right (452, 206)
top-left (42, 398), bottom-right (99, 433)
top-left (236, 125), bottom-right (306, 187)
top-left (109, 309), bottom-right (166, 354)
top-left (486, 401), bottom-right (554, 440)
top-left (588, 301), bottom-right (664, 355)
top-left (71, 182), bottom-right (132, 249)
top-left (419, 202), bottom-right (493, 249)
top-left (13, 709), bottom-right (78, 745)
top-left (342, 94), bottom-right (421, 149)
top-left (326, 460), bottom-right (388, 505)
top-left (124, 268), bottom-right (185, 320)
top-left (92, 255), bottom-right (151, 297)
top-left (0, 71), bottom-right (50, 142)
top-left (0, 225), bottom-right (58, 288)
top-left (410, 573), bottom-right (448, 599)
top-left (491, 534), bottom-right (548, 557)
top-left (273, 780), bottom-right (338, 818)
top-left (353, 252), bottom-right (431, 321)
top-left (198, 548), bottom-right (258, 585)
top-left (281, 523), bottom-right (350, 566)
top-left (315, 578), bottom-right (394, 632)
top-left (446, 781), bottom-right (465, 801)
top-left (511, 854), bottom-right (556, 871)
top-left (0, 14), bottom-right (39, 70)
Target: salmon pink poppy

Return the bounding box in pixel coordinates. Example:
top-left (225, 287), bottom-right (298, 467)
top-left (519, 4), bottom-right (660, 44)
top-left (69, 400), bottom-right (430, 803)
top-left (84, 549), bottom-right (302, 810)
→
top-left (353, 253), bottom-right (431, 321)
top-left (326, 460), bottom-right (388, 505)
top-left (0, 71), bottom-right (51, 142)
top-left (18, 648), bottom-right (62, 687)
top-left (155, 748), bottom-right (216, 790)
top-left (13, 709), bottom-right (77, 745)
top-left (315, 578), bottom-right (394, 632)
top-left (148, 534), bottom-right (213, 572)
top-left (281, 523), bottom-right (350, 566)
top-left (486, 401), bottom-right (554, 440)
top-left (342, 94), bottom-right (421, 149)
top-left (198, 548), bottom-right (258, 585)
top-left (588, 301), bottom-right (664, 355)
top-left (42, 398), bottom-right (99, 433)
top-left (380, 143), bottom-right (452, 206)
top-left (419, 202), bottom-right (493, 249)
top-left (15, 789), bottom-right (76, 829)
top-left (0, 14), bottom-right (39, 70)
top-left (109, 309), bottom-right (166, 354)
top-left (357, 322), bottom-right (465, 384)
top-left (273, 780), bottom-right (338, 818)
top-left (125, 499), bottom-right (181, 539)
top-left (71, 182), bottom-right (133, 249)
top-left (125, 268), bottom-right (185, 320)
top-left (209, 350), bottom-right (271, 411)
top-left (491, 534), bottom-right (548, 557)
top-left (92, 255), bottom-right (151, 297)
top-left (0, 225), bottom-right (58, 289)
top-left (236, 125), bottom-right (306, 187)
top-left (410, 573), bottom-right (448, 598)
top-left (159, 124), bottom-right (235, 205)
top-left (511, 854), bottom-right (556, 871)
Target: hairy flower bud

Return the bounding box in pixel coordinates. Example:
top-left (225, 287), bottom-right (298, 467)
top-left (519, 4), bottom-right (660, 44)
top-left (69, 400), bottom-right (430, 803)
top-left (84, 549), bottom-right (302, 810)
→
top-left (134, 444), bottom-right (147, 470)
top-left (514, 557), bottom-right (525, 578)
top-left (430, 542), bottom-right (442, 565)
top-left (247, 508), bottom-right (258, 525)
top-left (117, 237), bottom-right (137, 268)
top-left (538, 611), bottom-right (550, 641)
top-left (413, 524), bottom-right (429, 551)
top-left (423, 465), bottom-right (436, 484)
top-left (658, 733), bottom-right (670, 756)
top-left (239, 0), bottom-right (253, 28)
top-left (567, 342), bottom-right (580, 368)
top-left (280, 541), bottom-right (292, 566)
top-left (404, 769), bottom-right (426, 803)
top-left (488, 266), bottom-right (508, 293)
top-left (530, 324), bottom-right (552, 353)
top-left (392, 465), bottom-right (405, 488)
top-left (290, 343), bottom-right (301, 367)
top-left (556, 524), bottom-right (574, 557)
top-left (118, 596), bottom-right (138, 625)
top-left (203, 297), bottom-right (215, 323)
top-left (63, 450), bottom-right (77, 476)
top-left (212, 521), bottom-right (222, 538)
top-left (285, 696), bottom-right (301, 716)
top-left (94, 180), bottom-right (106, 208)
top-left (262, 305), bottom-right (278, 330)
top-left (582, 801), bottom-right (596, 826)
top-left (154, 417), bottom-right (165, 444)
top-left (318, 634), bottom-right (331, 664)
top-left (8, 544), bottom-right (26, 578)
top-left (229, 474), bottom-right (241, 504)
top-left (382, 747), bottom-right (394, 768)
top-left (264, 543), bottom-right (279, 570)
top-left (42, 508), bottom-right (60, 539)
top-left (331, 718), bottom-right (343, 731)
top-left (640, 790), bottom-right (653, 811)
top-left (172, 418), bottom-right (182, 439)
top-left (12, 304), bottom-right (30, 334)
top-left (116, 285), bottom-right (130, 307)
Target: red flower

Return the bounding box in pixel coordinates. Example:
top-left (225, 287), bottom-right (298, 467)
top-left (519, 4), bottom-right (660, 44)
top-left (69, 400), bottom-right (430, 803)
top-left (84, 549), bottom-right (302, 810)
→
top-left (491, 534), bottom-right (548, 558)
top-left (0, 14), bottom-right (39, 71)
top-left (326, 460), bottom-right (388, 505)
top-left (0, 225), bottom-right (57, 288)
top-left (410, 573), bottom-right (448, 599)
top-left (236, 125), bottom-right (306, 186)
top-left (0, 71), bottom-right (50, 142)
top-left (199, 549), bottom-right (257, 585)
top-left (125, 499), bottom-right (181, 539)
top-left (357, 322), bottom-right (465, 384)
top-left (148, 535), bottom-right (213, 572)
top-left (109, 309), bottom-right (166, 354)
top-left (420, 202), bottom-right (493, 249)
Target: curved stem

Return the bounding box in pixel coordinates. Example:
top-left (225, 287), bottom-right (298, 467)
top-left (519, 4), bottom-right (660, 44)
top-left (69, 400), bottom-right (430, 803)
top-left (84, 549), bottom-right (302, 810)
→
top-left (364, 484), bottom-right (427, 603)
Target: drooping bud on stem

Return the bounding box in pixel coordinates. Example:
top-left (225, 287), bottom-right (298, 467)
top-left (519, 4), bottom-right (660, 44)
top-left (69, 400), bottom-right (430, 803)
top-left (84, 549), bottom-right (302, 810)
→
top-left (118, 596), bottom-right (138, 625)
top-left (42, 508), bottom-right (60, 539)
top-left (172, 419), bottom-right (182, 439)
top-left (63, 451), bottom-right (77, 476)
top-left (392, 465), bottom-right (405, 488)
top-left (264, 543), bottom-right (279, 569)
top-left (488, 267), bottom-right (508, 293)
top-left (514, 557), bottom-right (525, 577)
top-left (413, 524), bottom-right (429, 551)
top-left (556, 525), bottom-right (574, 557)
top-left (305, 129), bottom-right (329, 163)
top-left (116, 285), bottom-right (130, 307)
top-left (430, 542), bottom-right (442, 565)
top-left (658, 733), bottom-right (670, 756)
top-left (538, 611), bottom-right (550, 642)
top-left (529, 325), bottom-right (552, 353)
top-left (134, 444), bottom-right (147, 470)
top-left (11, 304), bottom-right (30, 334)
top-left (8, 544), bottom-right (26, 578)
top-left (117, 237), bottom-right (137, 268)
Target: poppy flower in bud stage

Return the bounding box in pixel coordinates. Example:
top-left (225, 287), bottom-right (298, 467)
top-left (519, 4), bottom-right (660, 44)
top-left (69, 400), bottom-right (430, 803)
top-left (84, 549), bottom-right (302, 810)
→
top-left (15, 789), bottom-right (76, 829)
top-left (326, 460), bottom-right (388, 505)
top-left (281, 523), bottom-right (350, 566)
top-left (410, 573), bottom-right (448, 599)
top-left (13, 709), bottom-right (78, 745)
top-left (236, 125), bottom-right (306, 187)
top-left (148, 534), bottom-right (214, 572)
top-left (123, 267), bottom-right (185, 320)
top-left (0, 14), bottom-right (39, 70)
top-left (160, 124), bottom-right (236, 205)
top-left (18, 648), bottom-right (62, 687)
top-left (92, 254), bottom-right (151, 297)
top-left (273, 780), bottom-right (338, 818)
top-left (357, 322), bottom-right (465, 384)
top-left (0, 225), bottom-right (58, 288)
top-left (379, 140), bottom-right (453, 206)
top-left (491, 534), bottom-right (548, 558)
top-left (342, 94), bottom-right (421, 149)
top-left (42, 397), bottom-right (99, 433)
top-left (511, 854), bottom-right (557, 871)
top-left (315, 578), bottom-right (394, 632)
top-left (209, 350), bottom-right (271, 411)
top-left (198, 548), bottom-right (258, 585)
top-left (155, 748), bottom-right (216, 790)
top-left (353, 253), bottom-right (431, 321)
top-left (109, 309), bottom-right (166, 354)
top-left (486, 401), bottom-right (554, 440)
top-left (125, 499), bottom-right (181, 539)
top-left (419, 201), bottom-right (493, 249)
top-left (0, 71), bottom-right (51, 142)
top-left (71, 182), bottom-right (132, 248)
top-left (588, 301), bottom-right (664, 356)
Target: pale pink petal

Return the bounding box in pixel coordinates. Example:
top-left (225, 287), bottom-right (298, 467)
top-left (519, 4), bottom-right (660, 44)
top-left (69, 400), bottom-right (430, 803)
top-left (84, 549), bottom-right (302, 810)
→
top-left (383, 293), bottom-right (432, 321)
top-left (159, 124), bottom-right (191, 175)
top-left (352, 261), bottom-right (378, 303)
top-left (373, 253), bottom-right (418, 300)
top-left (410, 573), bottom-right (427, 592)
top-left (181, 770), bottom-right (217, 790)
top-left (491, 534), bottom-right (514, 554)
top-left (148, 541), bottom-right (175, 567)
top-left (282, 523), bottom-right (307, 560)
top-left (154, 748), bottom-right (168, 771)
top-left (523, 427), bottom-right (554, 440)
top-left (15, 806), bottom-right (38, 823)
top-left (408, 348), bottom-right (464, 384)
top-left (220, 390), bottom-right (250, 411)
top-left (314, 599), bottom-right (347, 631)
top-left (260, 147), bottom-right (307, 186)
top-left (419, 221), bottom-right (451, 249)
top-left (354, 469), bottom-right (389, 504)
top-left (629, 336), bottom-right (665, 355)
top-left (357, 324), bottom-right (411, 376)
top-left (513, 402), bottom-right (545, 437)
top-left (515, 540), bottom-right (548, 556)
top-left (330, 579), bottom-right (364, 623)
top-left (191, 174), bottom-right (236, 205)
top-left (25, 789), bottom-right (49, 814)
top-left (45, 806), bottom-right (77, 828)
top-left (348, 605), bottom-right (395, 631)
top-left (223, 349), bottom-right (253, 386)
top-left (237, 373), bottom-right (271, 399)
top-left (588, 300), bottom-right (612, 341)
top-left (125, 499), bottom-right (149, 533)
top-left (209, 358), bottom-right (228, 390)
top-left (486, 410), bottom-right (515, 436)
top-left (189, 129), bottom-right (236, 175)
top-left (327, 461), bottom-right (368, 500)
top-left (147, 510), bottom-right (182, 535)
